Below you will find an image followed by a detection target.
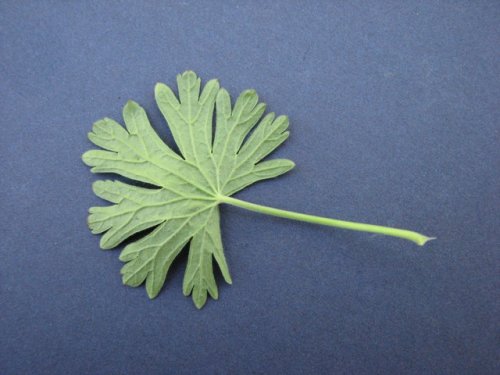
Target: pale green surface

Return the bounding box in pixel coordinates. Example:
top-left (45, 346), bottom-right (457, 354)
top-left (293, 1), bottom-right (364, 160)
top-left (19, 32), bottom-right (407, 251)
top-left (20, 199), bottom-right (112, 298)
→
top-left (83, 70), bottom-right (432, 308)
top-left (83, 71), bottom-right (293, 308)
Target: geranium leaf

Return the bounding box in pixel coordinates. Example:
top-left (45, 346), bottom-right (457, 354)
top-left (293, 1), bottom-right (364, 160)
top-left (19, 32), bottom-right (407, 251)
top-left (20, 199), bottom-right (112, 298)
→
top-left (83, 70), bottom-right (434, 309)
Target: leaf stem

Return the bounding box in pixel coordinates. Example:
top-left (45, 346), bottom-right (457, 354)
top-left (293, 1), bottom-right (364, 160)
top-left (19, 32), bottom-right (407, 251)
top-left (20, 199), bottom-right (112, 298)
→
top-left (218, 195), bottom-right (435, 246)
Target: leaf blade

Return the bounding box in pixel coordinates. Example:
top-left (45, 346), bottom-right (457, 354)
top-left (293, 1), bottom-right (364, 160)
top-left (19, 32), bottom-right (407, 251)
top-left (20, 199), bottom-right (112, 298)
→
top-left (223, 159), bottom-right (295, 196)
top-left (183, 207), bottom-right (231, 309)
top-left (84, 71), bottom-right (294, 307)
top-left (119, 206), bottom-right (214, 298)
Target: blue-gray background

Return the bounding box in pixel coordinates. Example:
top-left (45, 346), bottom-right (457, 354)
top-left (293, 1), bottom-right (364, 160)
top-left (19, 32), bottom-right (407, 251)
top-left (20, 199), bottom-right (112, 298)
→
top-left (1, 1), bottom-right (498, 374)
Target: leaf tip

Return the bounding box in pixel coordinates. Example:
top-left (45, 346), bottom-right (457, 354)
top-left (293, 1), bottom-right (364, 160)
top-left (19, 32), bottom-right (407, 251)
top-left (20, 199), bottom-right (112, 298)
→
top-left (241, 88), bottom-right (258, 101)
top-left (276, 114), bottom-right (289, 125)
top-left (217, 87), bottom-right (229, 96)
top-left (81, 150), bottom-right (93, 166)
top-left (207, 77), bottom-right (219, 85)
top-left (154, 81), bottom-right (166, 92)
top-left (193, 297), bottom-right (207, 309)
top-left (124, 99), bottom-right (138, 111)
top-left (147, 288), bottom-right (159, 300)
top-left (91, 179), bottom-right (104, 192)
top-left (99, 237), bottom-right (114, 250)
top-left (179, 70), bottom-right (198, 80)
top-left (182, 279), bottom-right (191, 296)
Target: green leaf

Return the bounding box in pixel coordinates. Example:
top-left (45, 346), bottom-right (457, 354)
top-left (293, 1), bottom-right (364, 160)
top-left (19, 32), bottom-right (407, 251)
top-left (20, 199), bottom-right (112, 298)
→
top-left (84, 71), bottom-right (434, 309)
top-left (183, 207), bottom-right (231, 309)
top-left (83, 71), bottom-right (293, 308)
